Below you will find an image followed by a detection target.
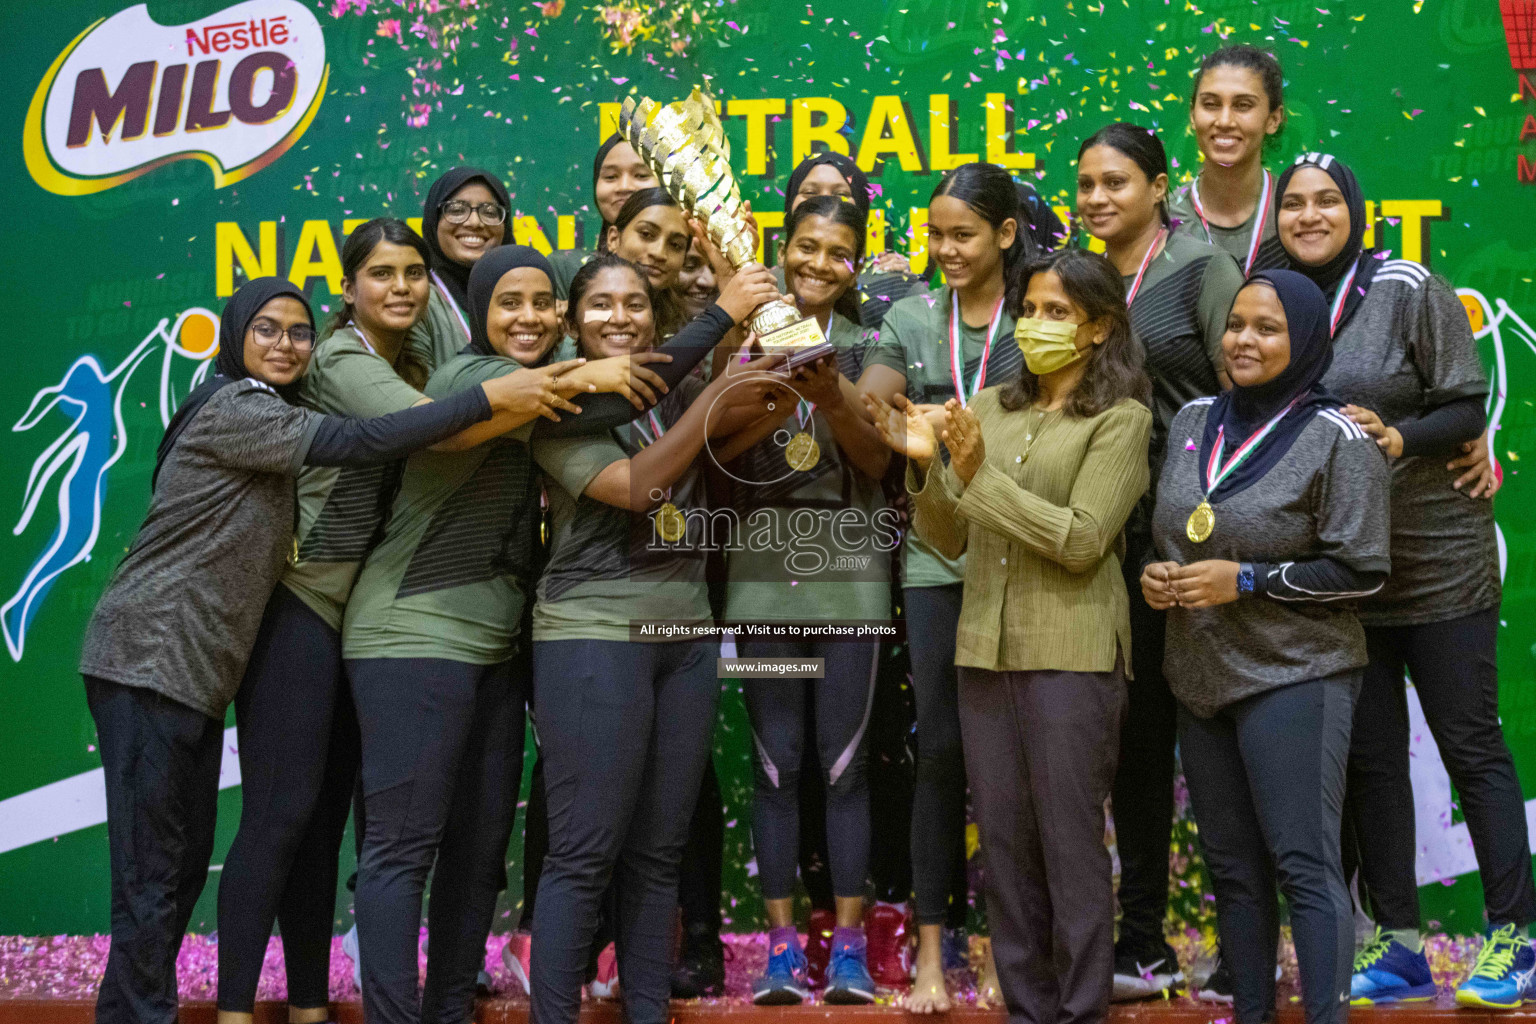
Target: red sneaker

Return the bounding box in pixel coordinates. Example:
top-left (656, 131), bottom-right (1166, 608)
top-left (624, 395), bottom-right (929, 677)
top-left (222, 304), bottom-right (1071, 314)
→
top-left (805, 909), bottom-right (836, 989)
top-left (865, 902), bottom-right (913, 988)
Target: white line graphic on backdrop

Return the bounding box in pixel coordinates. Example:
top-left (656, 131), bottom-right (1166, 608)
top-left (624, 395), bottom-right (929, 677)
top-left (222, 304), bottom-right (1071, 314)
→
top-left (2, 309), bottom-right (218, 660)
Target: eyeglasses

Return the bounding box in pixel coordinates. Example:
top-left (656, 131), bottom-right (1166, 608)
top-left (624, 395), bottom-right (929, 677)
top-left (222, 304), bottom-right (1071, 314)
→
top-left (441, 199), bottom-right (508, 225)
top-left (249, 318), bottom-right (316, 351)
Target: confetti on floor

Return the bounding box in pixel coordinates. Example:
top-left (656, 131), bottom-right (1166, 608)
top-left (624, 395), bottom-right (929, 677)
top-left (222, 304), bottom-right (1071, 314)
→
top-left (0, 930), bottom-right (1487, 1004)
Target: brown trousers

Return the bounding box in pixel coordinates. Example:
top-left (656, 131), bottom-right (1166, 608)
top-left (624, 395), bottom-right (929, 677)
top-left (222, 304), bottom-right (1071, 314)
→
top-left (958, 660), bottom-right (1127, 1024)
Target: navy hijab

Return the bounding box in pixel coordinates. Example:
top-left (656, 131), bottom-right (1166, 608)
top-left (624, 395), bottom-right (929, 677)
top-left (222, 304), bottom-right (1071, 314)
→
top-left (153, 277), bottom-right (312, 489)
top-left (1198, 269), bottom-right (1340, 502)
top-left (1274, 152), bottom-right (1381, 335)
top-left (422, 167), bottom-right (514, 315)
top-left (466, 245), bottom-right (558, 358)
top-left (784, 153), bottom-right (871, 219)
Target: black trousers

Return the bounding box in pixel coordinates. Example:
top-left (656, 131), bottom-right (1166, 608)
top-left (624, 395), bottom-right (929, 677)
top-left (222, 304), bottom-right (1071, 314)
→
top-left (85, 676), bottom-right (223, 1024)
top-left (906, 584), bottom-right (972, 927)
top-left (217, 586), bottom-right (359, 1012)
top-left (529, 639), bottom-right (719, 1024)
top-left (1346, 607), bottom-right (1536, 929)
top-left (959, 662), bottom-right (1125, 1024)
top-left (350, 657), bottom-right (525, 1024)
top-left (1180, 675), bottom-right (1357, 1024)
top-left (742, 640), bottom-right (879, 901)
top-left (1110, 552), bottom-right (1178, 951)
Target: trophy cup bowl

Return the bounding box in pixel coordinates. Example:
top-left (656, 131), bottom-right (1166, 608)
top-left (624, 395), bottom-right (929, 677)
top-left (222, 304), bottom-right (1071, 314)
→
top-left (619, 87), bottom-right (834, 370)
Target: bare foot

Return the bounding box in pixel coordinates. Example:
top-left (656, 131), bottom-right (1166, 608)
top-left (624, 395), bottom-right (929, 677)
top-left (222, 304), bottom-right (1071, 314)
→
top-left (975, 938), bottom-right (1002, 1009)
top-left (906, 959), bottom-right (952, 1013)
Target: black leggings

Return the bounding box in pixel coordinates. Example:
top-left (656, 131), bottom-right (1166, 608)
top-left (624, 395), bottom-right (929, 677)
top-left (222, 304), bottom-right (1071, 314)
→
top-left (1346, 607), bottom-right (1536, 929)
top-left (1181, 675), bottom-right (1357, 1024)
top-left (86, 676), bottom-right (222, 1024)
top-left (217, 586), bottom-right (358, 1013)
top-left (350, 656), bottom-right (525, 1024)
top-left (1110, 549), bottom-right (1178, 951)
top-left (742, 640), bottom-right (879, 901)
top-left (906, 584), bottom-right (971, 928)
top-left (529, 639), bottom-right (719, 1024)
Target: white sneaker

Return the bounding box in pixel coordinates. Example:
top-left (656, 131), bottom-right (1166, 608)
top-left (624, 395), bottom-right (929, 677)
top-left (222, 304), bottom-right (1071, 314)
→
top-left (589, 943), bottom-right (621, 999)
top-left (342, 924), bottom-right (363, 991)
top-left (502, 931), bottom-right (533, 995)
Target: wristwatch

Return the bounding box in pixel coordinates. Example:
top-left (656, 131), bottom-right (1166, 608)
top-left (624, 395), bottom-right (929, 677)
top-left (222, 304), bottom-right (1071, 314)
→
top-left (1236, 562), bottom-right (1256, 598)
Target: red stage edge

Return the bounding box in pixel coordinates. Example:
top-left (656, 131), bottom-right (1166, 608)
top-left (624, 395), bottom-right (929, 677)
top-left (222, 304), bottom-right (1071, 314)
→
top-left (0, 996), bottom-right (1525, 1024)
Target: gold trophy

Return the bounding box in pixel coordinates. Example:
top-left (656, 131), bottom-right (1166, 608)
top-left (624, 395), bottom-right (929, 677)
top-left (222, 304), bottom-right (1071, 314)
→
top-left (619, 87), bottom-right (833, 368)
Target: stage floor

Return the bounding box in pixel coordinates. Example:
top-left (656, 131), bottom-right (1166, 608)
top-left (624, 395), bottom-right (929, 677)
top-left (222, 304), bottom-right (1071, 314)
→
top-left (1, 931), bottom-right (1519, 1023)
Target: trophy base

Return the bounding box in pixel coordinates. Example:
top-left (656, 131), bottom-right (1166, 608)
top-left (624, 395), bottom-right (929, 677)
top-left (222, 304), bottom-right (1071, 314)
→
top-left (757, 316), bottom-right (834, 369)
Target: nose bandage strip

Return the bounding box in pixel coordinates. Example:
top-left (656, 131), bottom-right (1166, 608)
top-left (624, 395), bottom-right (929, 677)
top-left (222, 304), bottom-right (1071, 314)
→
top-left (584, 310), bottom-right (614, 323)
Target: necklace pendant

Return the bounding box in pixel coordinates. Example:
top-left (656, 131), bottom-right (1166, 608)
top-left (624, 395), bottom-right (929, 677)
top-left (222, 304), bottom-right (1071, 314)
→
top-left (785, 431), bottom-right (821, 471)
top-left (655, 502), bottom-right (687, 542)
top-left (1186, 500), bottom-right (1215, 544)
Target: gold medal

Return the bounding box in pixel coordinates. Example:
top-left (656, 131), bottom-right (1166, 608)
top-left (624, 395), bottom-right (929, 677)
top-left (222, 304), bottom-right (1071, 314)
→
top-left (1186, 500), bottom-right (1215, 543)
top-left (785, 431), bottom-right (821, 471)
top-left (655, 501), bottom-right (687, 542)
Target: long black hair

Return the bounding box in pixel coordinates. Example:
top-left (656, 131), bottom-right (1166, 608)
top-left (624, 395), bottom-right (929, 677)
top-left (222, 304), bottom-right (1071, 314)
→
top-left (563, 252), bottom-right (660, 356)
top-left (1077, 123), bottom-right (1171, 228)
top-left (783, 194), bottom-right (866, 327)
top-left (1000, 248), bottom-right (1150, 416)
top-left (608, 188), bottom-right (689, 338)
top-left (927, 162), bottom-right (1032, 289)
top-left (1192, 44), bottom-right (1286, 150)
top-left (329, 219), bottom-right (433, 388)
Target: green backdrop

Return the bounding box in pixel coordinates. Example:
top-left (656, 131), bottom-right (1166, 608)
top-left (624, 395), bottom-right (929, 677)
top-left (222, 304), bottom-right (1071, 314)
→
top-left (1, 0), bottom-right (1533, 938)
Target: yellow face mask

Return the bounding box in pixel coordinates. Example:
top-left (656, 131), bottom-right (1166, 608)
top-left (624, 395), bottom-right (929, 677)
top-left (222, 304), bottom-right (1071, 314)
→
top-left (1014, 317), bottom-right (1085, 375)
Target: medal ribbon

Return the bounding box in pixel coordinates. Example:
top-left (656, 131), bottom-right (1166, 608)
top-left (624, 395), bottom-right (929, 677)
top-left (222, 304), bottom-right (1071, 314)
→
top-left (633, 408), bottom-right (667, 448)
top-left (431, 272), bottom-right (472, 342)
top-left (948, 289), bottom-right (1006, 408)
top-left (1189, 170), bottom-right (1271, 277)
top-left (1124, 228), bottom-right (1168, 309)
top-left (1327, 260), bottom-right (1359, 338)
top-left (795, 399), bottom-right (815, 429)
top-left (1202, 398), bottom-right (1301, 498)
top-left (633, 410), bottom-right (673, 502)
top-left (350, 326), bottom-right (378, 356)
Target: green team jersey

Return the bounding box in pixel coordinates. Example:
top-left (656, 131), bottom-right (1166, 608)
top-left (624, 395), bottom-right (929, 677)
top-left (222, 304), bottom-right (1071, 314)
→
top-left (408, 281), bottom-right (474, 371)
top-left (343, 353), bottom-right (538, 664)
top-left (724, 312), bottom-right (894, 623)
top-left (864, 284), bottom-right (1020, 588)
top-left (548, 248), bottom-right (594, 300)
top-left (530, 374), bottom-right (712, 643)
top-left (283, 326), bottom-right (427, 629)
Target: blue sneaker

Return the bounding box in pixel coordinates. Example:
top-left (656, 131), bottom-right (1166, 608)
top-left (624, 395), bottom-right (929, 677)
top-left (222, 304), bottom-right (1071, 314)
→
top-left (753, 935), bottom-right (810, 1005)
top-left (941, 927), bottom-right (969, 972)
top-left (824, 939), bottom-right (877, 1004)
top-left (1350, 929), bottom-right (1437, 1005)
top-left (1456, 923), bottom-right (1536, 1009)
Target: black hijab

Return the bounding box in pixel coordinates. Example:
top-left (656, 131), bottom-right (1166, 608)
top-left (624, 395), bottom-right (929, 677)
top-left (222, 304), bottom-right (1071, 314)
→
top-left (1198, 269), bottom-right (1340, 502)
top-left (153, 277), bottom-right (312, 490)
top-left (783, 153), bottom-right (871, 219)
top-left (422, 167), bottom-right (513, 315)
top-left (1274, 152), bottom-right (1381, 335)
top-left (466, 245), bottom-right (558, 358)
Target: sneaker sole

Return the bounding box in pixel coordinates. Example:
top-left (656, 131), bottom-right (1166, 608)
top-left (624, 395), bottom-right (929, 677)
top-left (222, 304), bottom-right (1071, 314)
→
top-left (1351, 984), bottom-right (1437, 1007)
top-left (1455, 990), bottom-right (1528, 1010)
top-left (1196, 991), bottom-right (1234, 1004)
top-left (504, 955), bottom-right (531, 996)
top-left (1113, 976), bottom-right (1180, 1002)
top-left (753, 988), bottom-right (809, 1006)
top-left (824, 985), bottom-right (877, 1005)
